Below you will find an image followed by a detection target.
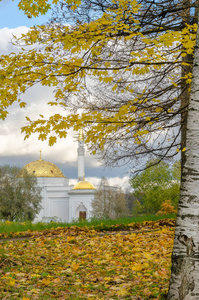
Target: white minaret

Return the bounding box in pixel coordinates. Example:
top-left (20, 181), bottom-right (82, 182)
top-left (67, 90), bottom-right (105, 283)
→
top-left (77, 129), bottom-right (85, 181)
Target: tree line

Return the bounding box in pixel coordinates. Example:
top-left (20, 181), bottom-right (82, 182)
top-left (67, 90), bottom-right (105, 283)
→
top-left (92, 160), bottom-right (180, 218)
top-left (0, 160), bottom-right (179, 222)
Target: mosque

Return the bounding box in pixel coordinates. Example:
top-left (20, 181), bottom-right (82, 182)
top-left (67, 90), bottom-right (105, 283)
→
top-left (19, 130), bottom-right (96, 222)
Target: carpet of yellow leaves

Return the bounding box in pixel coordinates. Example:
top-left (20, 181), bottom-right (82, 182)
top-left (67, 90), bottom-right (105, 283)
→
top-left (0, 221), bottom-right (174, 299)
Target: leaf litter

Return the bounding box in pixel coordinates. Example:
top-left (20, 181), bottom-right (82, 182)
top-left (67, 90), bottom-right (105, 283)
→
top-left (0, 220), bottom-right (174, 299)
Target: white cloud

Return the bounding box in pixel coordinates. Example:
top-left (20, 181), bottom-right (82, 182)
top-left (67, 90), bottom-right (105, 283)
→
top-left (0, 79), bottom-right (98, 165)
top-left (0, 26), bottom-right (98, 166)
top-left (0, 26), bottom-right (28, 54)
top-left (107, 176), bottom-right (130, 190)
top-left (0, 26), bottom-right (80, 163)
top-left (0, 26), bottom-right (130, 183)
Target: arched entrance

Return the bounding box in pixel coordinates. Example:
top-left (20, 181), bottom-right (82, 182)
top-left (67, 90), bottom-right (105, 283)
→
top-left (76, 203), bottom-right (87, 220)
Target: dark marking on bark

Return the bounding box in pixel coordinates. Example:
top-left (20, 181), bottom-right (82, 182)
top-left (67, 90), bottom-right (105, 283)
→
top-left (187, 195), bottom-right (197, 203)
top-left (174, 235), bottom-right (195, 298)
top-left (178, 234), bottom-right (195, 256)
top-left (179, 214), bottom-right (198, 220)
top-left (170, 255), bottom-right (184, 277)
top-left (181, 166), bottom-right (199, 176)
top-left (181, 174), bottom-right (199, 180)
top-left (179, 272), bottom-right (195, 300)
top-left (168, 254), bottom-right (195, 300)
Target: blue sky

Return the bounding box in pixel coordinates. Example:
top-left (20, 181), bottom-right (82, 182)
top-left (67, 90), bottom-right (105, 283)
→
top-left (0, 0), bottom-right (52, 28)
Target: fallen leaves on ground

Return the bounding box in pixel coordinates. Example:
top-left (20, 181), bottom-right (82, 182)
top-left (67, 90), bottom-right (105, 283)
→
top-left (0, 220), bottom-right (174, 299)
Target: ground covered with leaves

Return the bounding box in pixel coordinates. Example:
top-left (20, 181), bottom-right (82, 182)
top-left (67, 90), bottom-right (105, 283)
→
top-left (0, 220), bottom-right (175, 299)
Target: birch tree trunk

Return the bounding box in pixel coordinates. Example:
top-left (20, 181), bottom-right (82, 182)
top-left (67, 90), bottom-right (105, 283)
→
top-left (167, 10), bottom-right (199, 300)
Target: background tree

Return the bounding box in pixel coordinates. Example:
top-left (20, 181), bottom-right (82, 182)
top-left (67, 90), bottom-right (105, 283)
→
top-left (92, 177), bottom-right (128, 219)
top-left (125, 189), bottom-right (141, 214)
top-left (0, 166), bottom-right (42, 221)
top-left (132, 199), bottom-right (143, 216)
top-left (130, 160), bottom-right (180, 214)
top-left (156, 199), bottom-right (177, 215)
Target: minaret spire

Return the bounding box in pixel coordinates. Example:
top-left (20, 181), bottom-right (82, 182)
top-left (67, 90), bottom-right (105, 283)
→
top-left (77, 129), bottom-right (85, 181)
top-left (78, 129), bottom-right (84, 141)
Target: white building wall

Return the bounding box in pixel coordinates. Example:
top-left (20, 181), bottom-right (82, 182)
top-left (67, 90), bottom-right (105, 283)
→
top-left (35, 177), bottom-right (70, 222)
top-left (33, 176), bottom-right (96, 223)
top-left (68, 189), bottom-right (96, 222)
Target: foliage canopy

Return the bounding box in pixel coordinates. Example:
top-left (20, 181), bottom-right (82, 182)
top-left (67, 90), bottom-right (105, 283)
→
top-left (0, 0), bottom-right (197, 169)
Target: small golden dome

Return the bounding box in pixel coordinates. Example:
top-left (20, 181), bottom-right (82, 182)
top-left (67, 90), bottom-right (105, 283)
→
top-left (18, 159), bottom-right (65, 178)
top-left (72, 180), bottom-right (96, 190)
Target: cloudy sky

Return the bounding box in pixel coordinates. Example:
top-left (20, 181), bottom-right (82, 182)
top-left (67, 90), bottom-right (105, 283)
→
top-left (0, 0), bottom-right (131, 190)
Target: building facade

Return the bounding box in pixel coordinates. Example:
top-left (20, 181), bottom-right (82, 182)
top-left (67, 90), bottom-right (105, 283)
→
top-left (19, 131), bottom-right (96, 222)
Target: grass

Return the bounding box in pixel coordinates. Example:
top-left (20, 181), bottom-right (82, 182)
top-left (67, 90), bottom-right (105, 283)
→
top-left (0, 213), bottom-right (176, 237)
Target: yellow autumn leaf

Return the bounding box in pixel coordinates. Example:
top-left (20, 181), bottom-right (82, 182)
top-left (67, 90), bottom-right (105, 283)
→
top-left (31, 274), bottom-right (41, 278)
top-left (117, 287), bottom-right (128, 296)
top-left (104, 277), bottom-right (112, 282)
top-left (41, 278), bottom-right (51, 286)
top-left (49, 136), bottom-right (57, 146)
top-left (132, 264), bottom-right (143, 272)
top-left (71, 262), bottom-right (80, 271)
top-left (19, 102), bottom-right (27, 108)
top-left (8, 278), bottom-right (15, 287)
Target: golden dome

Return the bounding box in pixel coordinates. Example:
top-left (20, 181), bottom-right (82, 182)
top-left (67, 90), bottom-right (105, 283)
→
top-left (18, 159), bottom-right (65, 178)
top-left (72, 180), bottom-right (96, 190)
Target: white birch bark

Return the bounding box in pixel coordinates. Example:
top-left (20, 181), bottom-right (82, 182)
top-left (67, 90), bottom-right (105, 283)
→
top-left (167, 12), bottom-right (199, 300)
